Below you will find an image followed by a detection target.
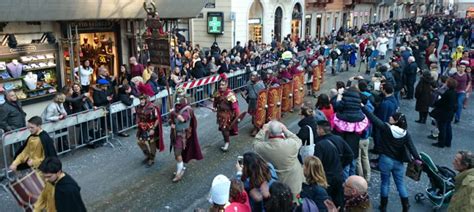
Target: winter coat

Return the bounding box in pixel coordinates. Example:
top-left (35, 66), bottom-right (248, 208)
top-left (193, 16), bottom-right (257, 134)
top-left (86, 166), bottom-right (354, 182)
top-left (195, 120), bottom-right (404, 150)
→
top-left (253, 129), bottom-right (304, 197)
top-left (41, 102), bottom-right (67, 122)
top-left (392, 67), bottom-right (403, 92)
top-left (430, 88), bottom-right (457, 122)
top-left (314, 133), bottom-right (354, 183)
top-left (334, 90), bottom-right (365, 122)
top-left (297, 116), bottom-right (318, 146)
top-left (375, 95), bottom-right (398, 122)
top-left (448, 168), bottom-right (474, 212)
top-left (415, 77), bottom-right (435, 112)
top-left (0, 100), bottom-right (26, 131)
top-left (362, 106), bottom-right (420, 162)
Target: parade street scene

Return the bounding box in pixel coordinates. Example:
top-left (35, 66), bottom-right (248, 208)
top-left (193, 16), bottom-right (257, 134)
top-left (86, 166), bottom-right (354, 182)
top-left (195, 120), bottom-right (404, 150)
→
top-left (0, 0), bottom-right (473, 211)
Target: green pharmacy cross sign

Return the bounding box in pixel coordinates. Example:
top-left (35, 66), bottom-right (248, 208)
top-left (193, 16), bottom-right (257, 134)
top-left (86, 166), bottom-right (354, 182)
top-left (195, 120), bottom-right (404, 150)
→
top-left (207, 12), bottom-right (224, 34)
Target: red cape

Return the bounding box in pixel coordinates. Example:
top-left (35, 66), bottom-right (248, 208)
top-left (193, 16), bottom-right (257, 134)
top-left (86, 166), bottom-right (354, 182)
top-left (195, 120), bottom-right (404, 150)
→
top-left (181, 108), bottom-right (203, 163)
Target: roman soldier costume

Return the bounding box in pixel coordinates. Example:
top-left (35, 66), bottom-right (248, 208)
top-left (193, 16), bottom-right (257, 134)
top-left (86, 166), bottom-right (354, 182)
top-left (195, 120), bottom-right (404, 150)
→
top-left (136, 94), bottom-right (164, 167)
top-left (244, 71), bottom-right (265, 136)
top-left (169, 88), bottom-right (203, 182)
top-left (213, 74), bottom-right (240, 152)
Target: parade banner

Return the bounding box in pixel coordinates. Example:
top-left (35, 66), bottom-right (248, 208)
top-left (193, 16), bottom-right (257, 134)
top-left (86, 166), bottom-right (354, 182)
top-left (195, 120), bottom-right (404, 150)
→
top-left (254, 90), bottom-right (268, 128)
top-left (266, 87), bottom-right (282, 122)
top-left (281, 81), bottom-right (294, 112)
top-left (293, 72), bottom-right (305, 106)
top-left (312, 65), bottom-right (321, 92)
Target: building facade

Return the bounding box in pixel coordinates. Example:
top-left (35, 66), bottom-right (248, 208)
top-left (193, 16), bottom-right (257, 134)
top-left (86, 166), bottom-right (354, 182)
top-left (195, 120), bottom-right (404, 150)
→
top-left (190, 0), bottom-right (306, 50)
top-left (305, 0), bottom-right (347, 38)
top-left (0, 0), bottom-right (204, 117)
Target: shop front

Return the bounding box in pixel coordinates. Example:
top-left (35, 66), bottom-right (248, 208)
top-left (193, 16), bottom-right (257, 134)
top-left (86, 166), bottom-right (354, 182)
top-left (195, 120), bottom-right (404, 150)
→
top-left (291, 3), bottom-right (303, 39)
top-left (249, 0), bottom-right (264, 43)
top-left (60, 21), bottom-right (122, 84)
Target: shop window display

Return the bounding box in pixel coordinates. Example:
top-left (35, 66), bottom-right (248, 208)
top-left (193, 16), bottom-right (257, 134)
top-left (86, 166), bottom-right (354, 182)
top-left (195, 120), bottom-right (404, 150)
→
top-left (64, 32), bottom-right (117, 84)
top-left (0, 44), bottom-right (60, 105)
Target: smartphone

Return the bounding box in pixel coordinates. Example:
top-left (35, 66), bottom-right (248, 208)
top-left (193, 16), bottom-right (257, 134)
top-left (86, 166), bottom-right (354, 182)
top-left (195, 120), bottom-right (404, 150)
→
top-left (237, 156), bottom-right (243, 165)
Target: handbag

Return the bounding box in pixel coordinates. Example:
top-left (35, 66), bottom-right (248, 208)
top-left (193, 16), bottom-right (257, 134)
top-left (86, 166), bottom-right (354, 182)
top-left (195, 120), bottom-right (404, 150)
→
top-left (299, 125), bottom-right (315, 160)
top-left (406, 160), bottom-right (422, 181)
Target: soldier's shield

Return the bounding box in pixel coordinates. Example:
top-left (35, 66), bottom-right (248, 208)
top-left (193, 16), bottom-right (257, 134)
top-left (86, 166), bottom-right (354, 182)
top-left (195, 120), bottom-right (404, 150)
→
top-left (254, 90), bottom-right (268, 129)
top-left (312, 65), bottom-right (321, 92)
top-left (266, 86), bottom-right (282, 122)
top-left (281, 82), bottom-right (294, 112)
top-left (293, 72), bottom-right (305, 106)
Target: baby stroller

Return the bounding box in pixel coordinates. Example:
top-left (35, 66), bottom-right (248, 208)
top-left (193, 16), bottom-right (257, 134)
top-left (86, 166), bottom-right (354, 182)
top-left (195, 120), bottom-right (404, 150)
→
top-left (414, 152), bottom-right (456, 210)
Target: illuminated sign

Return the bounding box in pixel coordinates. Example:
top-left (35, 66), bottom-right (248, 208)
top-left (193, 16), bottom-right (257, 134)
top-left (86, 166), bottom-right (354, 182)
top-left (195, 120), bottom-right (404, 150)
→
top-left (248, 18), bottom-right (261, 24)
top-left (207, 12), bottom-right (224, 34)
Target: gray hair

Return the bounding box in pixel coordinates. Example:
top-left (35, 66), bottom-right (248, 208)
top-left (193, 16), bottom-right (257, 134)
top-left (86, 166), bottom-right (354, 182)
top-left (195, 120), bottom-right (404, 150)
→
top-left (408, 56), bottom-right (415, 63)
top-left (268, 121), bottom-right (283, 136)
top-left (458, 150), bottom-right (474, 169)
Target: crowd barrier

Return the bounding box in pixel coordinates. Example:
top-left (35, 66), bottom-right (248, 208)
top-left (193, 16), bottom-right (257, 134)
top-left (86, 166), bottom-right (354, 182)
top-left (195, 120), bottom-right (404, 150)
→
top-left (1, 107), bottom-right (109, 179)
top-left (0, 52), bottom-right (308, 179)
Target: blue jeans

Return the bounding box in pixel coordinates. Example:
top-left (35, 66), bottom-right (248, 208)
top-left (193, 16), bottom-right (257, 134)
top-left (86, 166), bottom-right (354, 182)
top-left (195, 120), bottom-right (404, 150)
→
top-left (379, 154), bottom-right (409, 198)
top-left (455, 92), bottom-right (466, 121)
top-left (343, 159), bottom-right (357, 181)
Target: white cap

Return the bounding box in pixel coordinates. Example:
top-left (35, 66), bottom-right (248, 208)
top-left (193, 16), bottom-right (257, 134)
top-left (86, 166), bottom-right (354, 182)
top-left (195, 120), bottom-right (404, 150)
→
top-left (208, 175), bottom-right (231, 205)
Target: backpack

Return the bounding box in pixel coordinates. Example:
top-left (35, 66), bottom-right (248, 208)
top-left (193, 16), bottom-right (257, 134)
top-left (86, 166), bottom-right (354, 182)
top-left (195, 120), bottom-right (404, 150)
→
top-left (294, 198), bottom-right (319, 212)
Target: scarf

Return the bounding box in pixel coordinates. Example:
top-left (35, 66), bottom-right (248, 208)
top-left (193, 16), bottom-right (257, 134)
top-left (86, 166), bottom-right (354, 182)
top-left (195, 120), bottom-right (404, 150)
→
top-left (344, 193), bottom-right (370, 210)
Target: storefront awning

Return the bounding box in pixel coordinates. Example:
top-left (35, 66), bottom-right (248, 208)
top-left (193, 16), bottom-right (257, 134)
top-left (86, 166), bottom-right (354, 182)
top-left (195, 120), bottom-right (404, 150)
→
top-left (0, 0), bottom-right (206, 22)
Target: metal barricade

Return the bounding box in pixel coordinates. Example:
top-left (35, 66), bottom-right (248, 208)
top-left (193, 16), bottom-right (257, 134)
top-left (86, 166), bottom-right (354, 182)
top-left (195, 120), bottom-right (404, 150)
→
top-left (108, 89), bottom-right (173, 144)
top-left (1, 107), bottom-right (109, 178)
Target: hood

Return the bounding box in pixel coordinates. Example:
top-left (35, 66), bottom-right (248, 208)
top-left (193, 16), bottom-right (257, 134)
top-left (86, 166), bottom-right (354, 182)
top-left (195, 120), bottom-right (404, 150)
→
top-left (389, 125), bottom-right (406, 139)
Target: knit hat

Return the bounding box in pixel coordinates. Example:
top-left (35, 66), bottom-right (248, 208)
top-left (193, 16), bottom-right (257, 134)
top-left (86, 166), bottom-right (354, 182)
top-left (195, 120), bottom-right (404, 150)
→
top-left (208, 175), bottom-right (231, 205)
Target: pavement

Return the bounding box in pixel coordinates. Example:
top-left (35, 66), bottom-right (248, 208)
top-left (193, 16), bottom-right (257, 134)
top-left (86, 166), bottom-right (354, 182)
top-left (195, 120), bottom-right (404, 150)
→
top-left (1, 54), bottom-right (473, 212)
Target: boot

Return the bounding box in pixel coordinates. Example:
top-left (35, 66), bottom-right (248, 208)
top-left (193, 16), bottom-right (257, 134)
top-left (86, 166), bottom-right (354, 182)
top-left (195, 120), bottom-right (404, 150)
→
top-left (379, 197), bottom-right (388, 212)
top-left (401, 197), bottom-right (410, 212)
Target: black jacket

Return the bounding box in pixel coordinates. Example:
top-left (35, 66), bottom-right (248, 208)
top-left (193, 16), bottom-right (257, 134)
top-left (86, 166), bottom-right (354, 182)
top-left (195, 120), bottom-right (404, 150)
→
top-left (55, 174), bottom-right (87, 212)
top-left (415, 77), bottom-right (435, 112)
top-left (116, 87), bottom-right (134, 107)
top-left (431, 88), bottom-right (457, 122)
top-left (191, 60), bottom-right (206, 79)
top-left (65, 93), bottom-right (87, 114)
top-left (297, 116), bottom-right (318, 146)
top-left (362, 106), bottom-right (420, 162)
top-left (404, 62), bottom-right (418, 76)
top-left (93, 89), bottom-right (111, 107)
top-left (218, 63), bottom-right (231, 74)
top-left (314, 134), bottom-right (354, 183)
top-left (0, 100), bottom-right (26, 131)
top-left (335, 90), bottom-right (365, 122)
top-left (392, 67), bottom-right (403, 91)
top-left (300, 183), bottom-right (330, 212)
